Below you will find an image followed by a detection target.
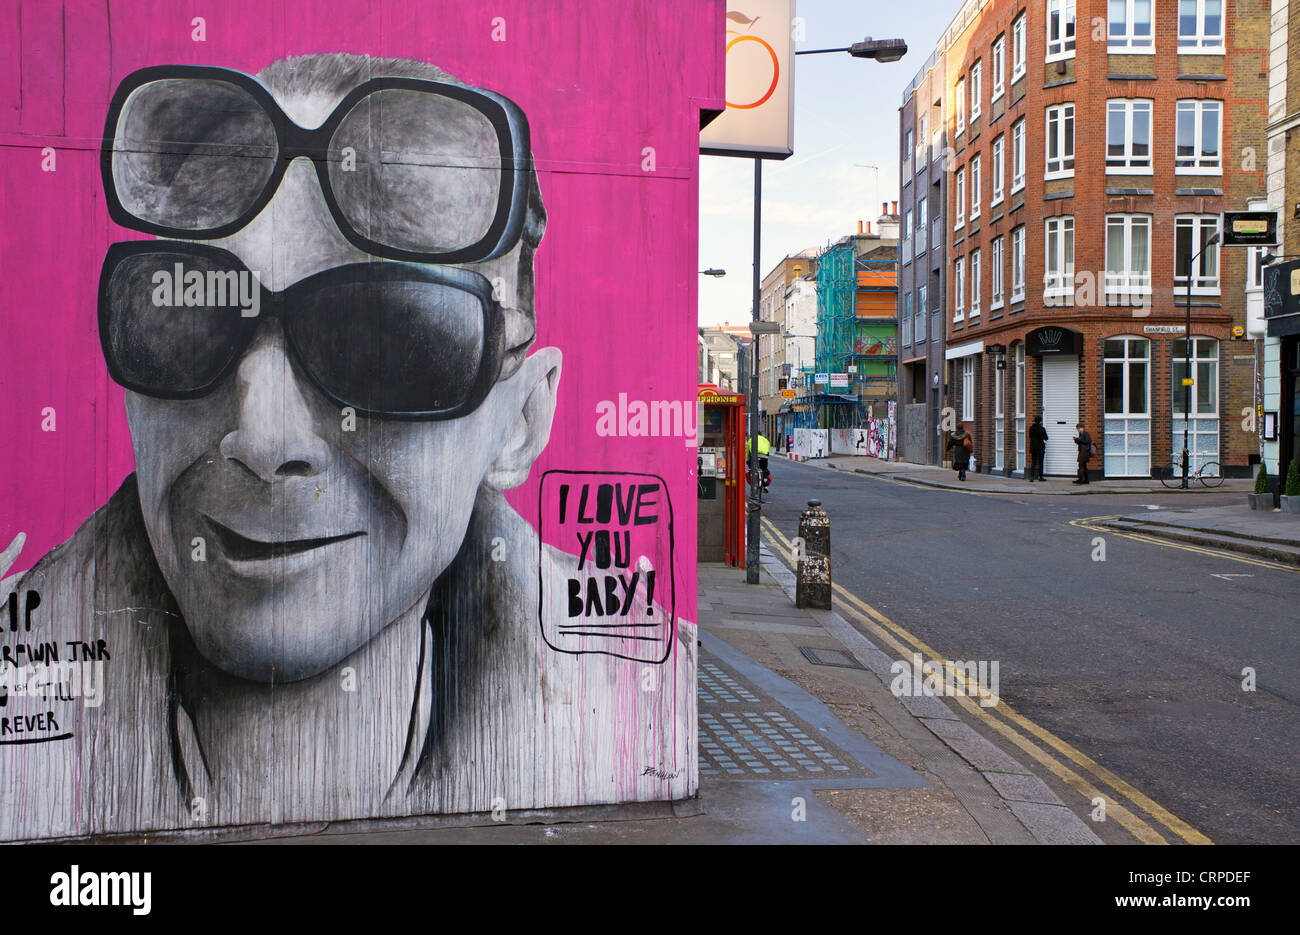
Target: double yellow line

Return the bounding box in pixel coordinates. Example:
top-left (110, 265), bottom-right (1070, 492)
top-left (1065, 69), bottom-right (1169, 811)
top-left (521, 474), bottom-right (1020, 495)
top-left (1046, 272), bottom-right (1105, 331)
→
top-left (1071, 515), bottom-right (1300, 575)
top-left (760, 515), bottom-right (1212, 845)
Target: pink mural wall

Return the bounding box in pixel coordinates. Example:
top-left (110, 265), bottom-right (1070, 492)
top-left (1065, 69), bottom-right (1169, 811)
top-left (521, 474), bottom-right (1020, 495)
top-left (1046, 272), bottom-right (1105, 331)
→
top-left (0, 0), bottom-right (722, 839)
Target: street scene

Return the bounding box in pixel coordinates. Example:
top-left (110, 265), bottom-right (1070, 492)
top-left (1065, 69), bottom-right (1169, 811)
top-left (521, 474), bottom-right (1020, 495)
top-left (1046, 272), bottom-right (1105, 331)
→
top-left (0, 0), bottom-right (1295, 917)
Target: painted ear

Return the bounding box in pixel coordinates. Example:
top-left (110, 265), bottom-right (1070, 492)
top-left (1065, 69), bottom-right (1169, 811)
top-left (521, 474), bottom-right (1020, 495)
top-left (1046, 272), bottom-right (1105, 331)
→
top-left (483, 347), bottom-right (562, 490)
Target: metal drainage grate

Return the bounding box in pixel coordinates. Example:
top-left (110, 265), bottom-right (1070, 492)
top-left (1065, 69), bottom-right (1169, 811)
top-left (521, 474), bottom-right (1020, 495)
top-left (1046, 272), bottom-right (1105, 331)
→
top-left (798, 646), bottom-right (866, 670)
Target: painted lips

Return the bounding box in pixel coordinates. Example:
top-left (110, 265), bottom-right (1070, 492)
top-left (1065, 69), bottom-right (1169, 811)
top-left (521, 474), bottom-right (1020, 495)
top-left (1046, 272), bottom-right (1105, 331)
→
top-left (203, 516), bottom-right (365, 561)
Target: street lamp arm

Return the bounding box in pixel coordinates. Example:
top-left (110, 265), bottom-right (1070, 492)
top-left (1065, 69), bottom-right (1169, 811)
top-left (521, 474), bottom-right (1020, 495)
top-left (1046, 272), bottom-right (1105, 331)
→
top-left (795, 37), bottom-right (907, 61)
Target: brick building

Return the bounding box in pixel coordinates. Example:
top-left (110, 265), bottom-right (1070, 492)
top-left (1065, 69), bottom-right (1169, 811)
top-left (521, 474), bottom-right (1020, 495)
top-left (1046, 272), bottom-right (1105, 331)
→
top-left (934, 0), bottom-right (1267, 479)
top-left (898, 41), bottom-right (951, 466)
top-left (757, 250), bottom-right (821, 441)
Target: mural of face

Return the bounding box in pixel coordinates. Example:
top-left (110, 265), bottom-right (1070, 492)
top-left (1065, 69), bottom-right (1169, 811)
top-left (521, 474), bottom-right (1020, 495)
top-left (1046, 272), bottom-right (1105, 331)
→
top-left (124, 72), bottom-right (559, 683)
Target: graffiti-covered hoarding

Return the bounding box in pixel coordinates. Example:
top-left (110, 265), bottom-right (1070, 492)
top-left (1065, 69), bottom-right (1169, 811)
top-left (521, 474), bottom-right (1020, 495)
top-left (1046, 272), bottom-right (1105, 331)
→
top-left (0, 0), bottom-right (723, 840)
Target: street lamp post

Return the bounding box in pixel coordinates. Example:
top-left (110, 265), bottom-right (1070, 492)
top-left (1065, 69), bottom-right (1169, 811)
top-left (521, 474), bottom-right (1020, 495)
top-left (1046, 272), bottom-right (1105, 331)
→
top-left (742, 35), bottom-right (908, 584)
top-left (1180, 231), bottom-right (1220, 489)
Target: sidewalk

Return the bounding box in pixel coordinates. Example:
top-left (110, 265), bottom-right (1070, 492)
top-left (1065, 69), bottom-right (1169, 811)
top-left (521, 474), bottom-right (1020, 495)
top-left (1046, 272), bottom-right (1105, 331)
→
top-left (779, 451), bottom-right (1253, 496)
top-left (1095, 504), bottom-right (1300, 565)
top-left (247, 551), bottom-right (1105, 844)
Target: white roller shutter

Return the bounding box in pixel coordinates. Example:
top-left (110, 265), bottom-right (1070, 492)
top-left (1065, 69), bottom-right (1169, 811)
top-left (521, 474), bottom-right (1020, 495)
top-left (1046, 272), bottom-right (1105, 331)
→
top-left (1041, 355), bottom-right (1079, 476)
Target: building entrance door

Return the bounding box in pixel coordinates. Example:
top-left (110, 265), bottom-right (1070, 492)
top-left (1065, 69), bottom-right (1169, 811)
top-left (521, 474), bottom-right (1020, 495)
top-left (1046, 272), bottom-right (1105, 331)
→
top-left (1042, 355), bottom-right (1079, 476)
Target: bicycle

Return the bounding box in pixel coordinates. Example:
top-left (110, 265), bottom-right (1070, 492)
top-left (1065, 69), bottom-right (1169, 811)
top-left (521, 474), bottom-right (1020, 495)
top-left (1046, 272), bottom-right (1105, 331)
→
top-left (1156, 459), bottom-right (1224, 489)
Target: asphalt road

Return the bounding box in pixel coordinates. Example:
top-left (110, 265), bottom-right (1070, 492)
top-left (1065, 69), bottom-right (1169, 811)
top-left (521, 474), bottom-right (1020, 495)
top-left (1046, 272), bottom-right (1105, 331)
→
top-left (759, 457), bottom-right (1300, 845)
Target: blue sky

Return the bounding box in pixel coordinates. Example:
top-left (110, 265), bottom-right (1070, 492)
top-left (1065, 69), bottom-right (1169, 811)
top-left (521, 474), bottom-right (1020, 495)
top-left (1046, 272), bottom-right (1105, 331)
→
top-left (698, 0), bottom-right (951, 326)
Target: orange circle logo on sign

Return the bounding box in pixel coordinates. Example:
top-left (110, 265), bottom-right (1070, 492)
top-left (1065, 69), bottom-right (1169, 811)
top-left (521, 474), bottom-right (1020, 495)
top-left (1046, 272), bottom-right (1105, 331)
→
top-left (725, 33), bottom-right (779, 110)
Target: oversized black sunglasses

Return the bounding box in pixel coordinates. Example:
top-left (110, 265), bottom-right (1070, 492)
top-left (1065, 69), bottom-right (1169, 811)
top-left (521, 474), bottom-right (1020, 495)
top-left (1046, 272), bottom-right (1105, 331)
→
top-left (99, 240), bottom-right (506, 420)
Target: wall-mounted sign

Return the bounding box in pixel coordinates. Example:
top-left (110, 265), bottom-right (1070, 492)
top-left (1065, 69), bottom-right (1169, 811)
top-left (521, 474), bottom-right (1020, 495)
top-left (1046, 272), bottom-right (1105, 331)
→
top-left (814, 372), bottom-right (829, 385)
top-left (781, 389), bottom-right (797, 398)
top-left (1025, 325), bottom-right (1083, 356)
top-left (1142, 324), bottom-right (1187, 335)
top-left (1262, 260), bottom-right (1300, 322)
top-left (1222, 211), bottom-right (1278, 246)
top-left (830, 373), bottom-right (850, 388)
top-left (699, 0), bottom-right (795, 159)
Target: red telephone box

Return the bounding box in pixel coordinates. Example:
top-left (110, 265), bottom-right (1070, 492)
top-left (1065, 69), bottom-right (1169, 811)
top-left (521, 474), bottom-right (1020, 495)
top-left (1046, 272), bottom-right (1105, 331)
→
top-left (697, 384), bottom-right (746, 568)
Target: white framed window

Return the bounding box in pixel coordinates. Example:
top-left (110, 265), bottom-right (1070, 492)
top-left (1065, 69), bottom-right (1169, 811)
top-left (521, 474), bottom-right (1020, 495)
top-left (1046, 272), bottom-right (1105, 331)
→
top-left (1105, 215), bottom-right (1152, 297)
top-left (969, 61), bottom-right (983, 120)
top-left (1178, 0), bottom-right (1224, 52)
top-left (1175, 100), bottom-right (1222, 174)
top-left (1103, 337), bottom-right (1151, 477)
top-left (1011, 118), bottom-right (1026, 192)
top-left (1106, 99), bottom-right (1153, 173)
top-left (1172, 337), bottom-right (1218, 416)
top-left (1172, 337), bottom-right (1221, 475)
top-left (918, 112), bottom-right (929, 161)
top-left (1046, 104), bottom-right (1075, 178)
top-left (902, 209), bottom-right (912, 264)
top-left (992, 36), bottom-right (1006, 102)
top-left (1175, 215), bottom-right (1221, 294)
top-left (956, 78), bottom-right (966, 135)
top-left (1047, 0), bottom-right (1077, 60)
top-left (970, 154), bottom-right (982, 221)
top-left (905, 128), bottom-right (914, 158)
top-left (1110, 0), bottom-right (1155, 51)
top-left (954, 257), bottom-right (966, 320)
top-left (991, 236), bottom-right (1005, 310)
top-left (916, 196), bottom-right (927, 254)
top-left (903, 293), bottom-right (913, 346)
top-left (1015, 343), bottom-right (1026, 472)
top-left (1012, 13), bottom-right (1027, 80)
top-left (961, 357), bottom-right (975, 421)
top-left (1011, 225), bottom-right (1026, 302)
top-left (991, 135), bottom-right (1005, 206)
top-left (970, 249), bottom-right (982, 317)
top-left (1248, 245), bottom-right (1267, 291)
top-left (1045, 216), bottom-right (1075, 300)
top-left (995, 362), bottom-right (1005, 470)
top-left (917, 284), bottom-right (928, 342)
top-left (954, 168), bottom-right (966, 229)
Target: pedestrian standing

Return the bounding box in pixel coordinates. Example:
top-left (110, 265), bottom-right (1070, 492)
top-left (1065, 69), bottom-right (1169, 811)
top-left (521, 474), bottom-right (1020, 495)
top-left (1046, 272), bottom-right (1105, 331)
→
top-left (947, 426), bottom-right (973, 481)
top-left (1028, 415), bottom-right (1048, 482)
top-left (1072, 422), bottom-right (1092, 485)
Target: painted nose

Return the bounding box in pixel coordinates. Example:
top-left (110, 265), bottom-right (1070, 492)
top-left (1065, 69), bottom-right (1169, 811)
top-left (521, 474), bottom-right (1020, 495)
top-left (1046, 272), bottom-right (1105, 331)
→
top-left (218, 325), bottom-right (332, 482)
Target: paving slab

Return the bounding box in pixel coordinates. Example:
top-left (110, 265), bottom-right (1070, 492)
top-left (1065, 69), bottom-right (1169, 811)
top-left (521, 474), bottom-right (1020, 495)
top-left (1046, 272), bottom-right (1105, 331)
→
top-left (1006, 801), bottom-right (1103, 845)
top-left (982, 770), bottom-right (1064, 806)
top-left (919, 717), bottom-right (1032, 773)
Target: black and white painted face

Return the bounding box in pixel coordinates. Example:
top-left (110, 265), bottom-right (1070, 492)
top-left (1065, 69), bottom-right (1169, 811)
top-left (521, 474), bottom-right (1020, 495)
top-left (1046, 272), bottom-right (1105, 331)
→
top-left (124, 81), bottom-right (542, 683)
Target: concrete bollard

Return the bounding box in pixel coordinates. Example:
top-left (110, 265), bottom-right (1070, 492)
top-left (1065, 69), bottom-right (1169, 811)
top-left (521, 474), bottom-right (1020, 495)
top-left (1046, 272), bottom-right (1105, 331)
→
top-left (795, 499), bottom-right (831, 610)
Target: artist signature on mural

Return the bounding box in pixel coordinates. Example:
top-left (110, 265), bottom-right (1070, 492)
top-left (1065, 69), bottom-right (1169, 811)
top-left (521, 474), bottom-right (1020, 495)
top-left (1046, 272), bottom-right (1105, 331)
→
top-left (641, 765), bottom-right (684, 781)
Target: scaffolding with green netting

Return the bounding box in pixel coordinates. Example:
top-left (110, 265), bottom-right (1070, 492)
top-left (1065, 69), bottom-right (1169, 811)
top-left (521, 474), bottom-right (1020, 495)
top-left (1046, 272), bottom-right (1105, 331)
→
top-left (811, 240), bottom-right (860, 428)
top-left (812, 242), bottom-right (900, 429)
